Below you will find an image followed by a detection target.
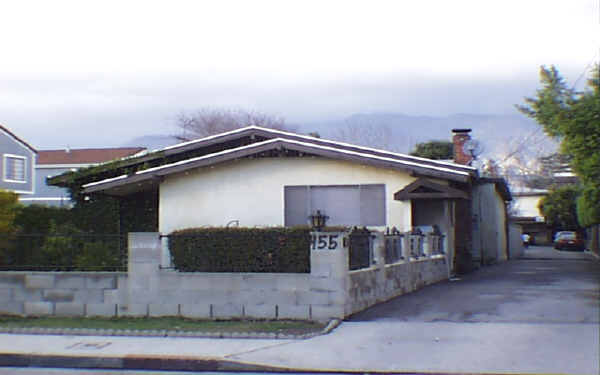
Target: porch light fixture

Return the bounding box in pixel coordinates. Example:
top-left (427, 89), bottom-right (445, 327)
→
top-left (309, 210), bottom-right (329, 231)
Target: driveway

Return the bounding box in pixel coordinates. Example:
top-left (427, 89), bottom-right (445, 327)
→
top-left (349, 246), bottom-right (599, 324)
top-left (231, 246), bottom-right (600, 374)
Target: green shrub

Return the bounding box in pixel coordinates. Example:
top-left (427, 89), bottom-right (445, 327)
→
top-left (0, 190), bottom-right (21, 266)
top-left (0, 189), bottom-right (20, 235)
top-left (169, 227), bottom-right (311, 273)
top-left (2, 204), bottom-right (127, 271)
top-left (13, 204), bottom-right (72, 235)
top-left (38, 221), bottom-right (84, 271)
top-left (74, 240), bottom-right (123, 271)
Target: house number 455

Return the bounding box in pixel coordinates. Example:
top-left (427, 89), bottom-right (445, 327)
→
top-left (310, 234), bottom-right (341, 250)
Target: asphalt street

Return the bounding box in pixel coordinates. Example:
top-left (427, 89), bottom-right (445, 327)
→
top-left (1, 246), bottom-right (598, 374)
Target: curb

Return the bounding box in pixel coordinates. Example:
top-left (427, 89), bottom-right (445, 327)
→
top-left (0, 353), bottom-right (294, 373)
top-left (0, 320), bottom-right (344, 372)
top-left (0, 318), bottom-right (342, 340)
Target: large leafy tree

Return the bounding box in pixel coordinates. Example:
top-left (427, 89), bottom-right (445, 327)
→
top-left (538, 186), bottom-right (580, 231)
top-left (517, 65), bottom-right (600, 226)
top-left (410, 140), bottom-right (454, 160)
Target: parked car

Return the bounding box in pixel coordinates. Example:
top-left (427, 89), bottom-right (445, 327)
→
top-left (554, 231), bottom-right (571, 241)
top-left (553, 231), bottom-right (585, 251)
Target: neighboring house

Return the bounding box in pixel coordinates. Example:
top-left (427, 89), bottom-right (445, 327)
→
top-left (511, 189), bottom-right (551, 245)
top-left (50, 126), bottom-right (512, 273)
top-left (0, 124), bottom-right (37, 196)
top-left (20, 147), bottom-right (146, 207)
top-left (509, 153), bottom-right (580, 245)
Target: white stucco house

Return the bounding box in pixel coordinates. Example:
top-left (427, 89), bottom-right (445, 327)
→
top-left (52, 126), bottom-right (513, 273)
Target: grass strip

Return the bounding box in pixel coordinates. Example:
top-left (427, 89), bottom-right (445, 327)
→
top-left (0, 316), bottom-right (324, 334)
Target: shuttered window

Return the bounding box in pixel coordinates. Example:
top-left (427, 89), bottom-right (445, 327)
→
top-left (3, 155), bottom-right (26, 182)
top-left (284, 184), bottom-right (385, 227)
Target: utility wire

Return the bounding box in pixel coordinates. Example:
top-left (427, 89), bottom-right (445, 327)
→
top-left (572, 50), bottom-right (599, 90)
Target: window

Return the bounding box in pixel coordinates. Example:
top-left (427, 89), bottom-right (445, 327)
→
top-left (284, 184), bottom-right (385, 227)
top-left (3, 155), bottom-right (26, 182)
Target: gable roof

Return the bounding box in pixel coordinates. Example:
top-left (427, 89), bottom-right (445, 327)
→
top-left (394, 178), bottom-right (470, 200)
top-left (83, 137), bottom-right (475, 196)
top-left (38, 147), bottom-right (146, 165)
top-left (155, 126), bottom-right (477, 174)
top-left (68, 126), bottom-right (475, 177)
top-left (0, 124), bottom-right (37, 154)
top-left (51, 126), bottom-right (478, 195)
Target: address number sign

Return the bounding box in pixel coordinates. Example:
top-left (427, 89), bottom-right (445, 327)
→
top-left (310, 234), bottom-right (344, 250)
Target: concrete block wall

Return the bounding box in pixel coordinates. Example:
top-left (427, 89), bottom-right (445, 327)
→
top-left (0, 272), bottom-right (125, 317)
top-left (0, 231), bottom-right (450, 321)
top-left (120, 232), bottom-right (349, 322)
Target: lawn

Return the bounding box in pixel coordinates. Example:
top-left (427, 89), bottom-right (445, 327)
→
top-left (0, 315), bottom-right (324, 335)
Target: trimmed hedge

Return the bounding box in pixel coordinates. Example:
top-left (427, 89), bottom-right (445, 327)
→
top-left (169, 227), bottom-right (311, 273)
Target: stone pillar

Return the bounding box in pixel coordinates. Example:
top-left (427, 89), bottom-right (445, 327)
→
top-left (160, 236), bottom-right (172, 269)
top-left (309, 231), bottom-right (349, 320)
top-left (371, 231), bottom-right (385, 267)
top-left (122, 232), bottom-right (161, 316)
top-left (423, 234), bottom-right (432, 256)
top-left (371, 231), bottom-right (386, 299)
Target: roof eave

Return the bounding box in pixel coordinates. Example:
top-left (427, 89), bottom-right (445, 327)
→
top-left (83, 139), bottom-right (472, 195)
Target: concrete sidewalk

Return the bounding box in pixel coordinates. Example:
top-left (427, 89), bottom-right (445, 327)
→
top-left (1, 319), bottom-right (599, 374)
top-left (0, 333), bottom-right (295, 372)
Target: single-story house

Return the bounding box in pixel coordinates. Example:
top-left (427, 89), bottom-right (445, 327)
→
top-left (50, 126), bottom-right (512, 273)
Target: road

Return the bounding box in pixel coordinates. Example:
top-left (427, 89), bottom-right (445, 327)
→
top-left (1, 246), bottom-right (598, 374)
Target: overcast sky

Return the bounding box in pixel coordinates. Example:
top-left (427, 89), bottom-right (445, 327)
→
top-left (1, 0), bottom-right (598, 149)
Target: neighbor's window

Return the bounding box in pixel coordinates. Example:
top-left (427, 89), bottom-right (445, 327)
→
top-left (284, 184), bottom-right (385, 227)
top-left (3, 155), bottom-right (26, 182)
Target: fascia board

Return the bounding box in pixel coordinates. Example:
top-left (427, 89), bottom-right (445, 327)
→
top-left (84, 138), bottom-right (471, 194)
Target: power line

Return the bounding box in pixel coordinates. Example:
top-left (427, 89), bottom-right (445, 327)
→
top-left (572, 50), bottom-right (599, 90)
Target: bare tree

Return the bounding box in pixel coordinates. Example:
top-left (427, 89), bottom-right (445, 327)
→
top-left (331, 121), bottom-right (400, 152)
top-left (175, 108), bottom-right (296, 141)
top-left (490, 127), bottom-right (559, 188)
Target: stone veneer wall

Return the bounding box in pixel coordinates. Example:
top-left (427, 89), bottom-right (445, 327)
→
top-left (0, 232), bottom-right (450, 321)
top-left (346, 233), bottom-right (448, 316)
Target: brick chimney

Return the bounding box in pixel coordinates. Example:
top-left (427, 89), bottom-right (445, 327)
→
top-left (452, 128), bottom-right (472, 165)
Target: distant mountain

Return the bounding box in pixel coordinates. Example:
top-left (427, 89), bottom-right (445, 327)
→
top-left (123, 113), bottom-right (556, 161)
top-left (122, 135), bottom-right (180, 151)
top-left (299, 112), bottom-right (552, 157)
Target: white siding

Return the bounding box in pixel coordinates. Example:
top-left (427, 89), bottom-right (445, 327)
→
top-left (159, 157), bottom-right (418, 234)
top-left (513, 195), bottom-right (545, 218)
